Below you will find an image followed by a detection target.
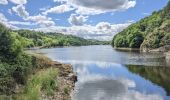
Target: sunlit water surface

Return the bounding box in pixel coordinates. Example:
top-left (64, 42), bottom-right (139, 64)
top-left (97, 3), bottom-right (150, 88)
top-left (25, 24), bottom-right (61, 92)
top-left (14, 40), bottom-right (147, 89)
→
top-left (29, 45), bottom-right (170, 100)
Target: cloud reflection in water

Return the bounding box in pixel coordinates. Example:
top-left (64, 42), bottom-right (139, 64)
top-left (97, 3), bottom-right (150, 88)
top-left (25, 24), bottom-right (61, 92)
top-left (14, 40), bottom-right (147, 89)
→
top-left (62, 60), bottom-right (164, 100)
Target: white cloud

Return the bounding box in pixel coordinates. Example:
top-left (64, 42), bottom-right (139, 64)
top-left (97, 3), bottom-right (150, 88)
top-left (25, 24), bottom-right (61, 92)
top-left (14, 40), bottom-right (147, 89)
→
top-left (39, 6), bottom-right (51, 11)
top-left (68, 14), bottom-right (88, 26)
top-left (8, 21), bottom-right (37, 26)
top-left (43, 4), bottom-right (74, 15)
top-left (71, 63), bottom-right (163, 100)
top-left (53, 0), bottom-right (67, 3)
top-left (27, 14), bottom-right (50, 22)
top-left (0, 0), bottom-right (137, 40)
top-left (58, 0), bottom-right (136, 15)
top-left (9, 0), bottom-right (27, 5)
top-left (11, 4), bottom-right (55, 27)
top-left (0, 0), bottom-right (8, 5)
top-left (49, 0), bottom-right (136, 15)
top-left (34, 22), bottom-right (131, 40)
top-left (142, 12), bottom-right (151, 16)
top-left (96, 22), bottom-right (111, 30)
top-left (0, 12), bottom-right (19, 29)
top-left (27, 15), bottom-right (55, 27)
top-left (0, 13), bottom-right (8, 22)
top-left (12, 5), bottom-right (29, 19)
top-left (8, 9), bottom-right (12, 15)
top-left (71, 0), bottom-right (136, 10)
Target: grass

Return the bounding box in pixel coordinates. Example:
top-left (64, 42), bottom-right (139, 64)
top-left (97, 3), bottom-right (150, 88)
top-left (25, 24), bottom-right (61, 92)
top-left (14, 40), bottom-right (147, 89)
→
top-left (64, 86), bottom-right (69, 95)
top-left (17, 67), bottom-right (58, 100)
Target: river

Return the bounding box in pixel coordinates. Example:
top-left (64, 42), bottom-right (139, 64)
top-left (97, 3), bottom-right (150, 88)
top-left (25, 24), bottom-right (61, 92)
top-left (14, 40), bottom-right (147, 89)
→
top-left (30, 45), bottom-right (170, 100)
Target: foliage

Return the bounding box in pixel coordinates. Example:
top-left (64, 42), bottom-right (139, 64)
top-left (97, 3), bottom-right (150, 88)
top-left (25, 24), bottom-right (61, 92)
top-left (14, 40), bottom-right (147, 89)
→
top-left (18, 68), bottom-right (58, 100)
top-left (0, 24), bottom-right (23, 60)
top-left (112, 1), bottom-right (170, 49)
top-left (0, 22), bottom-right (109, 96)
top-left (15, 30), bottom-right (110, 48)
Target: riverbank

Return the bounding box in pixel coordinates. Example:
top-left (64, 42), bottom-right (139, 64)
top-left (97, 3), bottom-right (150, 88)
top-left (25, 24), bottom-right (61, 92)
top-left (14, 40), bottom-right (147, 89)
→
top-left (165, 51), bottom-right (170, 66)
top-left (23, 54), bottom-right (77, 100)
top-left (114, 47), bottom-right (140, 52)
top-left (0, 54), bottom-right (77, 100)
top-left (114, 46), bottom-right (170, 67)
top-left (146, 46), bottom-right (170, 66)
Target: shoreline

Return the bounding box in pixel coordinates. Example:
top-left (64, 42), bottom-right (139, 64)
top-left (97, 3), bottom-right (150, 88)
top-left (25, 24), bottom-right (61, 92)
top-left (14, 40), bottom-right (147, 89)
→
top-left (8, 54), bottom-right (77, 100)
top-left (114, 47), bottom-right (170, 67)
top-left (45, 61), bottom-right (77, 100)
top-left (34, 55), bottom-right (77, 100)
top-left (114, 47), bottom-right (140, 52)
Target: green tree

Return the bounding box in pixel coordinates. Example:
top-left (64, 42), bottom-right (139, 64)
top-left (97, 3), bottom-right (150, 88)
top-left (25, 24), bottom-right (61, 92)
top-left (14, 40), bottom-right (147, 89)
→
top-left (0, 24), bottom-right (23, 60)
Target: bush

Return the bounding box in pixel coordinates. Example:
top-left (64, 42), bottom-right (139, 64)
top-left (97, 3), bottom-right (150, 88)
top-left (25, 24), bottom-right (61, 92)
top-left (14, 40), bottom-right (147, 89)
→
top-left (0, 28), bottom-right (23, 61)
top-left (19, 68), bottom-right (59, 100)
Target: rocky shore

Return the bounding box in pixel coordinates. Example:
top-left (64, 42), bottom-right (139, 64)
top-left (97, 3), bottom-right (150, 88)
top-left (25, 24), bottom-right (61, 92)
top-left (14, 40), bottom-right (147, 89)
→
top-left (141, 45), bottom-right (170, 66)
top-left (142, 45), bottom-right (170, 53)
top-left (165, 51), bottom-right (170, 66)
top-left (40, 60), bottom-right (77, 100)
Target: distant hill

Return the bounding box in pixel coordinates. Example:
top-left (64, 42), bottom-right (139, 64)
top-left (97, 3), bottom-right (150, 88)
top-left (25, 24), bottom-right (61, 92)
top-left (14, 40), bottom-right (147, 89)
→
top-left (15, 29), bottom-right (110, 48)
top-left (112, 1), bottom-right (170, 52)
top-left (0, 23), bottom-right (110, 48)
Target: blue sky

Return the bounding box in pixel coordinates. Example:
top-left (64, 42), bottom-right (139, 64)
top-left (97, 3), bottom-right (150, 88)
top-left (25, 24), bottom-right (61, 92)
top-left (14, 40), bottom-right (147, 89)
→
top-left (0, 0), bottom-right (169, 40)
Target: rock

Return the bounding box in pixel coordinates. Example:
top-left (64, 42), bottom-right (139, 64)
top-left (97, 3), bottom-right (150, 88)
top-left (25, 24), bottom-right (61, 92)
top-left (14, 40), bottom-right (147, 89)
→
top-left (140, 45), bottom-right (170, 53)
top-left (165, 51), bottom-right (170, 66)
top-left (67, 73), bottom-right (77, 83)
top-left (144, 45), bottom-right (170, 53)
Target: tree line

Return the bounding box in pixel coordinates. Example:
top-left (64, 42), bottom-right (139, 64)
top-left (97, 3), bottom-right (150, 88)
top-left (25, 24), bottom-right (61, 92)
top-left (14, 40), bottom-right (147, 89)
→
top-left (112, 1), bottom-right (170, 50)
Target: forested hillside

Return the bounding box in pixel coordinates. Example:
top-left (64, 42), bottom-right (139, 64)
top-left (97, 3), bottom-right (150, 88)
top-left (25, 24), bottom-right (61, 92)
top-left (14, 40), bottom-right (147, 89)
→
top-left (0, 23), bottom-right (76, 99)
top-left (112, 1), bottom-right (170, 52)
top-left (14, 30), bottom-right (109, 48)
top-left (0, 23), bottom-right (109, 50)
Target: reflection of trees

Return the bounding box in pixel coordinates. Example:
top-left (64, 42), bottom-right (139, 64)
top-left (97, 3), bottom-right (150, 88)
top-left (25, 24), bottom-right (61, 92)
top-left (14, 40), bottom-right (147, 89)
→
top-left (127, 65), bottom-right (170, 95)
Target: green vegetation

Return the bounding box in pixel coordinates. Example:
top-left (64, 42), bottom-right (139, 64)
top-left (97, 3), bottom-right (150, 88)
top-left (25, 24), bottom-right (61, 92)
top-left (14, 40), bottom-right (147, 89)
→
top-left (18, 68), bottom-right (58, 100)
top-left (0, 22), bottom-right (109, 97)
top-left (0, 23), bottom-right (63, 99)
top-left (112, 1), bottom-right (170, 51)
top-left (0, 20), bottom-right (109, 99)
top-left (127, 65), bottom-right (170, 95)
top-left (15, 30), bottom-right (110, 48)
top-left (0, 24), bottom-right (32, 95)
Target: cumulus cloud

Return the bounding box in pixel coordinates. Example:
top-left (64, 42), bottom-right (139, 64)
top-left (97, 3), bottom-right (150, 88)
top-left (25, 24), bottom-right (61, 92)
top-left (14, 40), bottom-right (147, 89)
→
top-left (0, 0), bottom-right (8, 5)
top-left (34, 22), bottom-right (131, 40)
top-left (71, 0), bottom-right (135, 10)
top-left (9, 0), bottom-right (27, 5)
top-left (27, 15), bottom-right (55, 27)
top-left (96, 22), bottom-right (111, 30)
top-left (74, 0), bottom-right (136, 15)
top-left (11, 4), bottom-right (55, 27)
top-left (54, 0), bottom-right (67, 2)
top-left (43, 4), bottom-right (74, 15)
top-left (12, 5), bottom-right (29, 19)
top-left (47, 0), bottom-right (137, 15)
top-left (0, 13), bottom-right (8, 22)
top-left (1, 0), bottom-right (137, 40)
top-left (53, 0), bottom-right (136, 15)
top-left (68, 14), bottom-right (88, 26)
top-left (0, 13), bottom-right (19, 29)
top-left (8, 21), bottom-right (37, 26)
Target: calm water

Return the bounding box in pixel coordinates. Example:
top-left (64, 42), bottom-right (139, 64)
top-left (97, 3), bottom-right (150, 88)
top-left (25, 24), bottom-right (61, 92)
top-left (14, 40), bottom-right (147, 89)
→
top-left (30, 45), bottom-right (170, 100)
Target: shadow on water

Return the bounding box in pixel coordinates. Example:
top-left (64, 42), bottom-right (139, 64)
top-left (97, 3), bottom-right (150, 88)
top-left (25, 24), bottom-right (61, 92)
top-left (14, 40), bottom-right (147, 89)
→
top-left (126, 65), bottom-right (170, 96)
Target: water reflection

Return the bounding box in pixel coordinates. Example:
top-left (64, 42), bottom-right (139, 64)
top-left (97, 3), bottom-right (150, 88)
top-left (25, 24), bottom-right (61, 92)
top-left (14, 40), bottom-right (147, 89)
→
top-left (29, 45), bottom-right (170, 100)
top-left (28, 45), bottom-right (166, 66)
top-left (127, 65), bottom-right (170, 96)
top-left (60, 61), bottom-right (169, 100)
